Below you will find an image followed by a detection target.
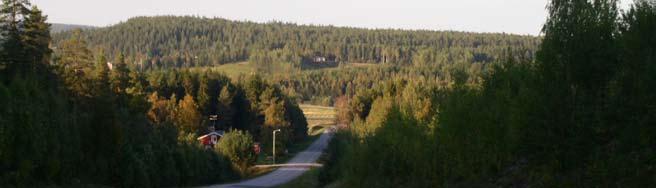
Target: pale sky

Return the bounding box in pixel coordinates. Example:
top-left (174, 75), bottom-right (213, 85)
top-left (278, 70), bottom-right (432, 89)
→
top-left (32, 0), bottom-right (634, 36)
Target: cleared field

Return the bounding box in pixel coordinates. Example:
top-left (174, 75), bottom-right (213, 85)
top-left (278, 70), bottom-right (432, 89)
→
top-left (190, 61), bottom-right (303, 79)
top-left (300, 104), bottom-right (335, 136)
top-left (189, 61), bottom-right (255, 79)
top-left (189, 61), bottom-right (386, 80)
top-left (300, 104), bottom-right (335, 118)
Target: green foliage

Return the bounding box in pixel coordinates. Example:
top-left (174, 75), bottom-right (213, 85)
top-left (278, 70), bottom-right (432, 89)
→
top-left (51, 16), bottom-right (539, 69)
top-left (110, 53), bottom-right (130, 94)
top-left (337, 107), bottom-right (434, 188)
top-left (0, 0), bottom-right (31, 74)
top-left (215, 130), bottom-right (257, 176)
top-left (323, 1), bottom-right (656, 187)
top-left (0, 3), bottom-right (307, 187)
top-left (54, 30), bottom-right (94, 96)
top-left (175, 94), bottom-right (202, 134)
top-left (45, 15), bottom-right (539, 107)
top-left (7, 0), bottom-right (655, 187)
top-left (21, 6), bottom-right (51, 65)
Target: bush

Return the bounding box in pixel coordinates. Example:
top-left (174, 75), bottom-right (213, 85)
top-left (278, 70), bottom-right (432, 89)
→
top-left (215, 130), bottom-right (257, 176)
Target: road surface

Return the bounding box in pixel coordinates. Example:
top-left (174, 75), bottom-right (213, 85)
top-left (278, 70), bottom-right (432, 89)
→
top-left (203, 127), bottom-right (334, 188)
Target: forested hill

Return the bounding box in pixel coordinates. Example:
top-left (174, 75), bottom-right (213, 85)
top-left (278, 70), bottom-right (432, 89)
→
top-left (50, 23), bottom-right (96, 33)
top-left (51, 16), bottom-right (540, 68)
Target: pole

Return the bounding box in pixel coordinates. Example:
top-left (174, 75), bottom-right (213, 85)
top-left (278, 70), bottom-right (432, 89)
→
top-left (273, 131), bottom-right (275, 164)
top-left (209, 115), bottom-right (218, 130)
top-left (272, 129), bottom-right (281, 164)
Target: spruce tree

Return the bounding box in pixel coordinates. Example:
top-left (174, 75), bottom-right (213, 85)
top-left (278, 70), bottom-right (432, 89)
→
top-left (110, 53), bottom-right (130, 94)
top-left (196, 72), bottom-right (211, 114)
top-left (93, 53), bottom-right (111, 96)
top-left (0, 0), bottom-right (31, 74)
top-left (21, 6), bottom-right (51, 67)
top-left (56, 31), bottom-right (94, 96)
top-left (217, 85), bottom-right (235, 129)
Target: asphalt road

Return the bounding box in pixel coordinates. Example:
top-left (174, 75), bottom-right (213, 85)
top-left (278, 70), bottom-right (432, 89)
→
top-left (203, 127), bottom-right (335, 188)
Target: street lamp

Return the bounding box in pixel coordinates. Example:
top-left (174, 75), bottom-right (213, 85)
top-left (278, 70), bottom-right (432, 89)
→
top-left (272, 129), bottom-right (281, 164)
top-left (209, 115), bottom-right (219, 129)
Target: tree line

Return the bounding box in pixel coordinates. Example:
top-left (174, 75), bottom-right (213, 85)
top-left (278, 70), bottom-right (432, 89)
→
top-left (320, 0), bottom-right (656, 187)
top-left (50, 16), bottom-right (540, 70)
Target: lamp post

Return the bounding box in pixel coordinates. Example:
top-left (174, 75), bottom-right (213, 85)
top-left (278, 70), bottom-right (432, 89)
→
top-left (209, 115), bottom-right (218, 130)
top-left (272, 129), bottom-right (281, 164)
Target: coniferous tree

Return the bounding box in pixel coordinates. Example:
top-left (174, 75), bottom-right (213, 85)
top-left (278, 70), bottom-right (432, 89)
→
top-left (21, 5), bottom-right (50, 67)
top-left (0, 0), bottom-right (30, 74)
top-left (110, 53), bottom-right (130, 94)
top-left (56, 31), bottom-right (94, 96)
top-left (217, 85), bottom-right (235, 129)
top-left (93, 53), bottom-right (111, 95)
top-left (196, 73), bottom-right (211, 114)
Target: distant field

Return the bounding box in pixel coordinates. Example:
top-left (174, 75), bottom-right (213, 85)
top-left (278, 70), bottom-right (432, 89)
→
top-left (300, 104), bottom-right (335, 120)
top-left (306, 62), bottom-right (380, 72)
top-left (345, 62), bottom-right (379, 67)
top-left (189, 61), bottom-right (384, 79)
top-left (300, 104), bottom-right (335, 136)
top-left (189, 61), bottom-right (255, 79)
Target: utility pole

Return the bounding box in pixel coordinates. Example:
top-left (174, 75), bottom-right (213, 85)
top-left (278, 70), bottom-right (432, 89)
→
top-left (273, 129), bottom-right (281, 164)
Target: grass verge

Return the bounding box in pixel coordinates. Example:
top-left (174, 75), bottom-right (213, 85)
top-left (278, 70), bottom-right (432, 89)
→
top-left (274, 168), bottom-right (321, 188)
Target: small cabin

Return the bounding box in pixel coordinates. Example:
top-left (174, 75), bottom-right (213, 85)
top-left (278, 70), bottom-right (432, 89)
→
top-left (197, 130), bottom-right (224, 149)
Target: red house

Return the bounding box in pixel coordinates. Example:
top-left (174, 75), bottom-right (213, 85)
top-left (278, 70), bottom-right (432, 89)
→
top-left (197, 131), bottom-right (224, 149)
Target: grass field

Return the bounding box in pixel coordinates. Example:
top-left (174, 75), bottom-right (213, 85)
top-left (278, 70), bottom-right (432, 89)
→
top-left (189, 61), bottom-right (255, 79)
top-left (300, 104), bottom-right (336, 135)
top-left (300, 104), bottom-right (335, 120)
top-left (189, 61), bottom-right (383, 80)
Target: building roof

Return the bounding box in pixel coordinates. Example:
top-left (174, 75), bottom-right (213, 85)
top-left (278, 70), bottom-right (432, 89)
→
top-left (197, 131), bottom-right (224, 140)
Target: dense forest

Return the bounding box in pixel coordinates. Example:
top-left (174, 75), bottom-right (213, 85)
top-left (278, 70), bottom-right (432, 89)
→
top-left (51, 16), bottom-right (540, 69)
top-left (0, 0), bottom-right (306, 187)
top-left (3, 0), bottom-right (655, 187)
top-left (47, 14), bottom-right (542, 106)
top-left (320, 0), bottom-right (656, 187)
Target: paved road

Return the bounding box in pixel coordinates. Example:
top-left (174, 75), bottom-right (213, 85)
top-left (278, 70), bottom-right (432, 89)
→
top-left (203, 127), bottom-right (335, 188)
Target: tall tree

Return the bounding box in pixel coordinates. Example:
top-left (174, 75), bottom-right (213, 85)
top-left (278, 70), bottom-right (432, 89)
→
top-left (21, 5), bottom-right (51, 66)
top-left (175, 94), bottom-right (202, 134)
top-left (110, 53), bottom-right (130, 94)
top-left (196, 72), bottom-right (211, 114)
top-left (0, 0), bottom-right (31, 74)
top-left (56, 31), bottom-right (94, 96)
top-left (532, 0), bottom-right (619, 170)
top-left (217, 85), bottom-right (235, 129)
top-left (93, 52), bottom-right (111, 96)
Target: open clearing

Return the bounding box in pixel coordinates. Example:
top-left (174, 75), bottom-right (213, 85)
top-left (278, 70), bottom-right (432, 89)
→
top-left (300, 104), bottom-right (335, 136)
top-left (189, 61), bottom-right (255, 79)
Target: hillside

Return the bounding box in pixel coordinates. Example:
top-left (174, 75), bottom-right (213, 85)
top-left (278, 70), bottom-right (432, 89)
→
top-left (50, 23), bottom-right (96, 33)
top-left (51, 16), bottom-right (540, 69)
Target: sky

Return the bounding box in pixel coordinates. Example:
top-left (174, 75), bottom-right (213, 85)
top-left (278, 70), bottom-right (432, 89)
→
top-left (32, 0), bottom-right (634, 36)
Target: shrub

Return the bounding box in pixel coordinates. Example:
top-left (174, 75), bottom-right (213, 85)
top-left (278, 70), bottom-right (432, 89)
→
top-left (215, 130), bottom-right (257, 176)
